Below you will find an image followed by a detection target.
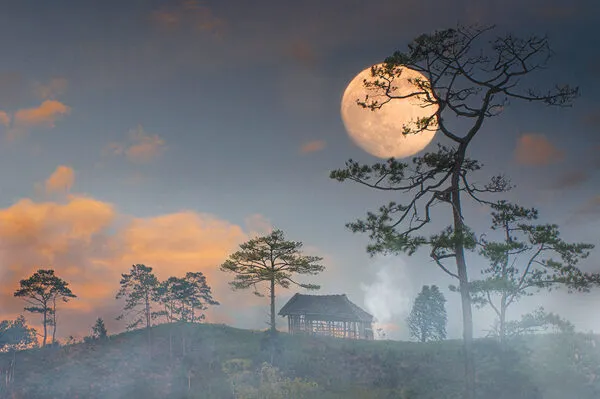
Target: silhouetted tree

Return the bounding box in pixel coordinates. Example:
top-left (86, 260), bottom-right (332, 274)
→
top-left (116, 264), bottom-right (160, 330)
top-left (220, 229), bottom-right (324, 333)
top-left (330, 24), bottom-right (577, 398)
top-left (156, 277), bottom-right (178, 323)
top-left (156, 272), bottom-right (219, 323)
top-left (91, 318), bottom-right (108, 339)
top-left (461, 201), bottom-right (596, 343)
top-left (183, 271), bottom-right (219, 322)
top-left (407, 285), bottom-right (447, 342)
top-left (13, 269), bottom-right (76, 346)
top-left (0, 315), bottom-right (38, 351)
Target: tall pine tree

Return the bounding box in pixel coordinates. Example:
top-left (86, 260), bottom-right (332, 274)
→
top-left (116, 264), bottom-right (160, 330)
top-left (14, 269), bottom-right (76, 346)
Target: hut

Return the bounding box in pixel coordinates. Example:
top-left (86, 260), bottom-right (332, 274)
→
top-left (278, 293), bottom-right (374, 340)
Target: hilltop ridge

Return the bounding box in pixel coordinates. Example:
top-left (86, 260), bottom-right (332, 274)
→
top-left (0, 322), bottom-right (598, 398)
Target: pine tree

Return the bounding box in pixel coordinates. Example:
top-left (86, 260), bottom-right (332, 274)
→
top-left (13, 269), bottom-right (76, 346)
top-left (465, 202), bottom-right (597, 343)
top-left (91, 318), bottom-right (108, 339)
top-left (406, 285), bottom-right (447, 342)
top-left (220, 229), bottom-right (324, 333)
top-left (116, 264), bottom-right (160, 330)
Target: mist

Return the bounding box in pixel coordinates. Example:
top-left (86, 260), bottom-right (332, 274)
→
top-left (361, 256), bottom-right (415, 340)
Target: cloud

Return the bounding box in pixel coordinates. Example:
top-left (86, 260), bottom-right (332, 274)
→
top-left (514, 133), bottom-right (564, 166)
top-left (574, 196), bottom-right (600, 218)
top-left (151, 0), bottom-right (225, 37)
top-left (13, 100), bottom-right (71, 129)
top-left (44, 165), bottom-right (75, 194)
top-left (0, 78), bottom-right (70, 139)
top-left (287, 39), bottom-right (317, 67)
top-left (0, 167), bottom-right (272, 338)
top-left (34, 77), bottom-right (68, 100)
top-left (107, 125), bottom-right (166, 163)
top-left (551, 170), bottom-right (589, 189)
top-left (299, 140), bottom-right (326, 154)
top-left (549, 146), bottom-right (600, 189)
top-left (0, 111), bottom-right (10, 127)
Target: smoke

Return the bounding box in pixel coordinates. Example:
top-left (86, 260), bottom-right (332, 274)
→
top-left (360, 255), bottom-right (415, 340)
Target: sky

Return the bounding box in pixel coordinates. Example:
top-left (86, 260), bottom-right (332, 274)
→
top-left (0, 0), bottom-right (599, 341)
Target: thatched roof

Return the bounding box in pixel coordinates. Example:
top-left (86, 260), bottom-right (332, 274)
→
top-left (278, 293), bottom-right (373, 323)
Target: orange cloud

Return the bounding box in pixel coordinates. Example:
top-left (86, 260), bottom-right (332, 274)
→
top-left (299, 140), bottom-right (326, 154)
top-left (44, 165), bottom-right (75, 194)
top-left (0, 78), bottom-right (70, 140)
top-left (34, 77), bottom-right (68, 100)
top-left (151, 0), bottom-right (225, 37)
top-left (107, 125), bottom-right (166, 163)
top-left (288, 40), bottom-right (317, 67)
top-left (514, 133), bottom-right (563, 166)
top-left (0, 111), bottom-right (9, 127)
top-left (13, 100), bottom-right (71, 128)
top-left (0, 167), bottom-right (272, 338)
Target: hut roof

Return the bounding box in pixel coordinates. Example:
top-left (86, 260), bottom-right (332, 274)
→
top-left (278, 293), bottom-right (373, 323)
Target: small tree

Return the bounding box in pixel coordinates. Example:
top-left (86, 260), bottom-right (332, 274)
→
top-left (0, 315), bottom-right (38, 351)
top-left (156, 272), bottom-right (219, 323)
top-left (182, 271), bottom-right (219, 322)
top-left (406, 285), bottom-right (447, 342)
top-left (91, 318), bottom-right (108, 339)
top-left (220, 229), bottom-right (324, 333)
top-left (465, 201), bottom-right (597, 343)
top-left (116, 264), bottom-right (160, 330)
top-left (13, 269), bottom-right (76, 346)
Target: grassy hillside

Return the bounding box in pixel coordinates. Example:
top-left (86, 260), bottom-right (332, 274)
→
top-left (0, 323), bottom-right (598, 398)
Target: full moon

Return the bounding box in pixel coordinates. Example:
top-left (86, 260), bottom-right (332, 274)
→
top-left (341, 64), bottom-right (438, 159)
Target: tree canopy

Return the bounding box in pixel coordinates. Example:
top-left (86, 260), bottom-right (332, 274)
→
top-left (155, 272), bottom-right (219, 323)
top-left (462, 201), bottom-right (597, 342)
top-left (13, 269), bottom-right (76, 346)
top-left (220, 229), bottom-right (324, 332)
top-left (0, 315), bottom-right (38, 352)
top-left (91, 318), bottom-right (108, 340)
top-left (116, 264), bottom-right (160, 330)
top-left (407, 285), bottom-right (447, 343)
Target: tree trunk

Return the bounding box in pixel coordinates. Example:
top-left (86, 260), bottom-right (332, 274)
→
top-left (270, 278), bottom-right (276, 333)
top-left (457, 253), bottom-right (475, 399)
top-left (145, 293), bottom-right (151, 329)
top-left (499, 294), bottom-right (507, 345)
top-left (452, 151), bottom-right (475, 399)
top-left (52, 297), bottom-right (57, 345)
top-left (42, 307), bottom-right (48, 347)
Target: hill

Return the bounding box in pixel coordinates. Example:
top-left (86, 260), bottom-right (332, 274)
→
top-left (0, 322), bottom-right (599, 398)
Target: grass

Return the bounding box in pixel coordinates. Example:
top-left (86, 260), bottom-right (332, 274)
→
top-left (0, 322), bottom-right (598, 398)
